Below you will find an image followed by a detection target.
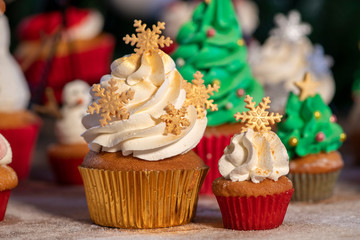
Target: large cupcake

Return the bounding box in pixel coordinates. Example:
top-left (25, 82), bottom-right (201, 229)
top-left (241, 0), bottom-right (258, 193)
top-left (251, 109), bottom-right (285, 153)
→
top-left (172, 0), bottom-right (264, 194)
top-left (79, 20), bottom-right (212, 229)
top-left (0, 5), bottom-right (41, 179)
top-left (212, 95), bottom-right (293, 231)
top-left (277, 73), bottom-right (345, 202)
top-left (0, 134), bottom-right (18, 221)
top-left (15, 7), bottom-right (115, 103)
top-left (251, 10), bottom-right (335, 113)
top-left (48, 80), bottom-right (91, 185)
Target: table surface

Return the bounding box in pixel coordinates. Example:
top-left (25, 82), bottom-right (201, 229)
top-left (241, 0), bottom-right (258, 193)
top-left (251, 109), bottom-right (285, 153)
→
top-left (1, 118), bottom-right (360, 240)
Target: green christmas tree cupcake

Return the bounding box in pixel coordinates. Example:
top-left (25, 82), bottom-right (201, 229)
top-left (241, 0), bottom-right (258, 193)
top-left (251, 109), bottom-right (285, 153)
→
top-left (172, 0), bottom-right (264, 194)
top-left (277, 73), bottom-right (345, 202)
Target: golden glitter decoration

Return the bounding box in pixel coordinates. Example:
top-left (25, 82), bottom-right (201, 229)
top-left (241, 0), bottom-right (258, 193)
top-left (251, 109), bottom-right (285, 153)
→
top-left (123, 20), bottom-right (173, 55)
top-left (87, 79), bottom-right (135, 127)
top-left (212, 79), bottom-right (221, 86)
top-left (160, 104), bottom-right (190, 135)
top-left (234, 95), bottom-right (283, 132)
top-left (340, 133), bottom-right (346, 142)
top-left (295, 73), bottom-right (320, 101)
top-left (182, 71), bottom-right (220, 119)
top-left (0, 0), bottom-right (5, 15)
top-left (237, 39), bottom-right (245, 46)
top-left (288, 137), bottom-right (298, 147)
top-left (314, 111), bottom-right (321, 119)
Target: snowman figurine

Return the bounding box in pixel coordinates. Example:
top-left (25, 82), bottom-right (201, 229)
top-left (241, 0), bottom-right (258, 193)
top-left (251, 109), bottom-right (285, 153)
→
top-left (55, 80), bottom-right (91, 145)
top-left (0, 7), bottom-right (30, 112)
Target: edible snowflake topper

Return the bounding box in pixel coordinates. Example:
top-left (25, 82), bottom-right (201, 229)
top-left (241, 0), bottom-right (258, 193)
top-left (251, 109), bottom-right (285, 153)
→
top-left (295, 73), bottom-right (320, 101)
top-left (270, 10), bottom-right (311, 42)
top-left (160, 104), bottom-right (190, 135)
top-left (182, 71), bottom-right (220, 119)
top-left (307, 44), bottom-right (333, 77)
top-left (87, 78), bottom-right (135, 127)
top-left (123, 20), bottom-right (173, 55)
top-left (234, 95), bottom-right (282, 132)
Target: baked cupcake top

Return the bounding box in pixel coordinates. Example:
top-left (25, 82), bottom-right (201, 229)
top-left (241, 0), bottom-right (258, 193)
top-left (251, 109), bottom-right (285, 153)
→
top-left (82, 20), bottom-right (218, 161)
top-left (0, 133), bottom-right (18, 191)
top-left (172, 0), bottom-right (263, 126)
top-left (218, 95), bottom-right (289, 183)
top-left (0, 3), bottom-right (30, 112)
top-left (55, 80), bottom-right (91, 145)
top-left (277, 73), bottom-right (345, 160)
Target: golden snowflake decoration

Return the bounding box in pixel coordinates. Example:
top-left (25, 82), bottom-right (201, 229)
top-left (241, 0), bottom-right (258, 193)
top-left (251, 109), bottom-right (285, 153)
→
top-left (87, 78), bottom-right (135, 127)
top-left (234, 95), bottom-right (282, 132)
top-left (160, 104), bottom-right (190, 135)
top-left (182, 71), bottom-right (220, 119)
top-left (123, 20), bottom-right (173, 55)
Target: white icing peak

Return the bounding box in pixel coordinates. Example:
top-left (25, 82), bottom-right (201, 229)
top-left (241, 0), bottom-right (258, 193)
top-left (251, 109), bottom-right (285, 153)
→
top-left (55, 80), bottom-right (91, 145)
top-left (219, 128), bottom-right (289, 183)
top-left (81, 50), bottom-right (207, 161)
top-left (0, 133), bottom-right (12, 165)
top-left (0, 15), bottom-right (30, 112)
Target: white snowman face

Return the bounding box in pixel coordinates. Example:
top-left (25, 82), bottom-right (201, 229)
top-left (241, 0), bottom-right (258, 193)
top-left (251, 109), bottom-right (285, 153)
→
top-left (62, 80), bottom-right (91, 107)
top-left (0, 134), bottom-right (12, 165)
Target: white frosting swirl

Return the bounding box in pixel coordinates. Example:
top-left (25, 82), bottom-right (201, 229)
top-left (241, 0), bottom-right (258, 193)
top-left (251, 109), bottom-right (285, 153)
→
top-left (82, 51), bottom-right (207, 161)
top-left (66, 10), bottom-right (104, 41)
top-left (251, 37), bottom-right (335, 113)
top-left (218, 128), bottom-right (289, 183)
top-left (0, 134), bottom-right (12, 165)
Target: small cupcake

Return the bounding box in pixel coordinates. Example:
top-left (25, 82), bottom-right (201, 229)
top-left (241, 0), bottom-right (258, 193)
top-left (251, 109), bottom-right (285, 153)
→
top-left (0, 4), bottom-right (41, 179)
top-left (277, 73), bottom-right (345, 202)
top-left (48, 80), bottom-right (91, 185)
top-left (172, 0), bottom-right (264, 194)
top-left (212, 95), bottom-right (293, 231)
top-left (0, 134), bottom-right (18, 221)
top-left (79, 20), bottom-right (212, 229)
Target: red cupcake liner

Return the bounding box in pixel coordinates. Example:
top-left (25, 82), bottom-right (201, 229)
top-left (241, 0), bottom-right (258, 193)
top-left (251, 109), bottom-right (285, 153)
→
top-left (48, 155), bottom-right (84, 185)
top-left (0, 121), bottom-right (41, 180)
top-left (194, 134), bottom-right (233, 194)
top-left (0, 190), bottom-right (11, 221)
top-left (215, 189), bottom-right (294, 231)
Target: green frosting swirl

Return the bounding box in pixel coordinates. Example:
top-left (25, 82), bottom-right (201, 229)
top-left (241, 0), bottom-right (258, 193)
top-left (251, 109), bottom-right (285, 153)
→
top-left (171, 0), bottom-right (264, 126)
top-left (277, 92), bottom-right (344, 160)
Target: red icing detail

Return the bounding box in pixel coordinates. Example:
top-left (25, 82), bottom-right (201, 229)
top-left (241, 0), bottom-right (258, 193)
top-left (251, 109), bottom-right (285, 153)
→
top-left (18, 7), bottom-right (91, 41)
top-left (0, 190), bottom-right (11, 222)
top-left (48, 154), bottom-right (84, 185)
top-left (236, 88), bottom-right (245, 97)
top-left (215, 189), bottom-right (294, 230)
top-left (316, 132), bottom-right (325, 142)
top-left (206, 28), bottom-right (216, 37)
top-left (330, 114), bottom-right (337, 123)
top-left (0, 120), bottom-right (42, 179)
top-left (194, 134), bottom-right (233, 195)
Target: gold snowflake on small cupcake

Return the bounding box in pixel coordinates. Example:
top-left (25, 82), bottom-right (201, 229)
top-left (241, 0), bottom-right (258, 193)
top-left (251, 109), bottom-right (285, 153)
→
top-left (160, 104), bottom-right (190, 135)
top-left (123, 20), bottom-right (173, 55)
top-left (87, 78), bottom-right (135, 127)
top-left (182, 71), bottom-right (220, 119)
top-left (234, 95), bottom-right (282, 132)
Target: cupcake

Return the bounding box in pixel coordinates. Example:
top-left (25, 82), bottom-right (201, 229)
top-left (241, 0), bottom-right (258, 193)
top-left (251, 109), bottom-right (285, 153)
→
top-left (15, 7), bottom-right (115, 103)
top-left (212, 95), bottom-right (293, 231)
top-left (251, 10), bottom-right (335, 113)
top-left (277, 73), bottom-right (345, 202)
top-left (79, 20), bottom-right (212, 229)
top-left (172, 0), bottom-right (264, 194)
top-left (0, 5), bottom-right (41, 179)
top-left (47, 80), bottom-right (91, 185)
top-left (0, 134), bottom-right (18, 221)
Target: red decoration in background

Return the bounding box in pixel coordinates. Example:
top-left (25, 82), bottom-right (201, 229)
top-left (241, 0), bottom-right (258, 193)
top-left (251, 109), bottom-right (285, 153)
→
top-left (330, 114), bottom-right (337, 123)
top-left (206, 28), bottom-right (216, 37)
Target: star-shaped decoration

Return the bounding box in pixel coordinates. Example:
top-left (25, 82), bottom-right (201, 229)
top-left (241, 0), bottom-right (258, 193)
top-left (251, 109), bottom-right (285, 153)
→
top-left (234, 95), bottom-right (282, 133)
top-left (270, 10), bottom-right (311, 42)
top-left (123, 20), bottom-right (173, 55)
top-left (87, 78), bottom-right (135, 127)
top-left (307, 44), bottom-right (333, 77)
top-left (160, 104), bottom-right (190, 135)
top-left (182, 71), bottom-right (220, 119)
top-left (295, 73), bottom-right (320, 101)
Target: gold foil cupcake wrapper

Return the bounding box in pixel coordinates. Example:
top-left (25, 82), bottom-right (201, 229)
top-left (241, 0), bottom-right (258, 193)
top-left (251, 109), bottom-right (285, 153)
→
top-left (288, 170), bottom-right (341, 202)
top-left (79, 166), bottom-right (208, 229)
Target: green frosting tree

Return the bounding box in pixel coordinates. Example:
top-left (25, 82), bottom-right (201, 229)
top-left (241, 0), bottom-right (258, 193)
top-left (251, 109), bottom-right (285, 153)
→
top-left (172, 0), bottom-right (263, 126)
top-left (277, 74), bottom-right (345, 160)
